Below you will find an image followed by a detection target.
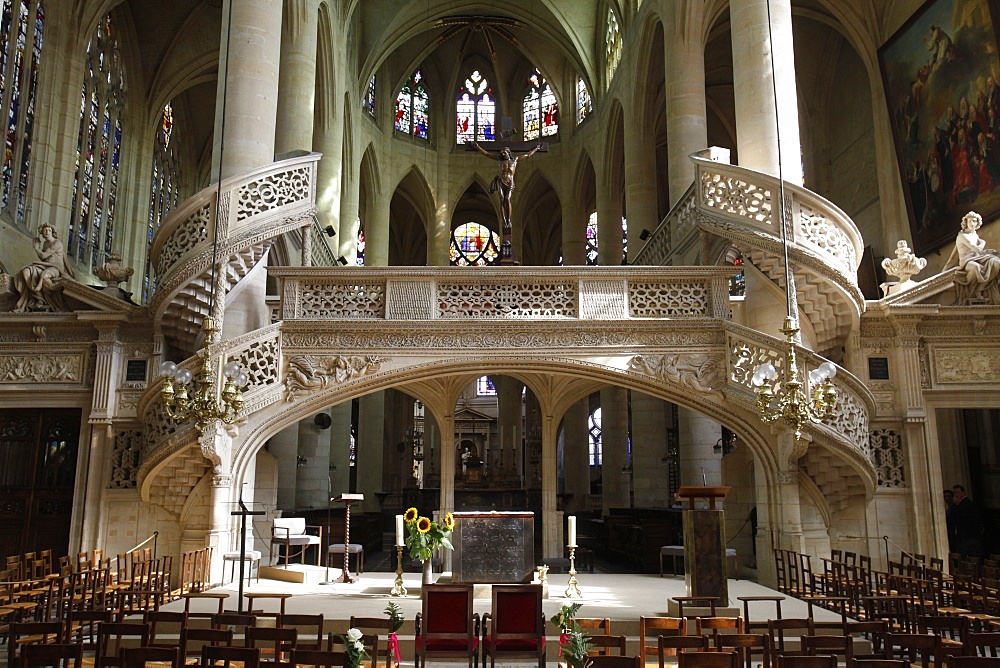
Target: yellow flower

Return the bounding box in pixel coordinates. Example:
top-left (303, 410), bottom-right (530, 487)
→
top-left (404, 507), bottom-right (418, 523)
top-left (443, 513), bottom-right (455, 531)
top-left (417, 516), bottom-right (431, 533)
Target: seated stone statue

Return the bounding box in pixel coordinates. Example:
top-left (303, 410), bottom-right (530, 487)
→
top-left (13, 223), bottom-right (75, 312)
top-left (948, 211), bottom-right (1000, 305)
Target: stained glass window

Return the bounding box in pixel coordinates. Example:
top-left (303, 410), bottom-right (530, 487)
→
top-left (356, 228), bottom-right (365, 266)
top-left (589, 406), bottom-right (602, 466)
top-left (395, 69), bottom-right (428, 139)
top-left (476, 376), bottom-right (496, 396)
top-left (586, 212), bottom-right (598, 265)
top-left (143, 102), bottom-right (179, 302)
top-left (450, 222), bottom-right (499, 266)
top-left (522, 68), bottom-right (557, 141)
top-left (0, 0), bottom-right (44, 223)
top-left (605, 8), bottom-right (622, 86)
top-left (365, 74), bottom-right (375, 117)
top-left (730, 255), bottom-right (746, 296)
top-left (69, 14), bottom-right (124, 269)
top-left (455, 70), bottom-right (495, 144)
top-left (576, 77), bottom-right (592, 125)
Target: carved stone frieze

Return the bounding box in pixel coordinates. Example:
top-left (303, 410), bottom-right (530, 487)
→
top-left (285, 354), bottom-right (387, 401)
top-left (933, 346), bottom-right (1000, 384)
top-left (0, 353), bottom-right (83, 383)
top-left (629, 353), bottom-right (724, 395)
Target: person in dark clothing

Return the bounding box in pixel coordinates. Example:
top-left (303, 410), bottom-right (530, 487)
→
top-left (952, 484), bottom-right (983, 559)
top-left (944, 488), bottom-right (956, 554)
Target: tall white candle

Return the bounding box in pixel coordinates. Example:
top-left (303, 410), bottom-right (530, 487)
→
top-left (567, 515), bottom-right (577, 547)
top-left (395, 515), bottom-right (405, 547)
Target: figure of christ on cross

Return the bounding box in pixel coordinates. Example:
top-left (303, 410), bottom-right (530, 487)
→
top-left (471, 140), bottom-right (543, 232)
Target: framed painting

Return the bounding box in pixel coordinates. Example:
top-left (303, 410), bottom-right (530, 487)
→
top-left (879, 0), bottom-right (1000, 255)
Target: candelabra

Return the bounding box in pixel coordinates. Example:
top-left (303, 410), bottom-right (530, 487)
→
top-left (159, 317), bottom-right (248, 427)
top-left (564, 546), bottom-right (582, 598)
top-left (390, 545), bottom-right (407, 596)
top-left (751, 317), bottom-right (838, 442)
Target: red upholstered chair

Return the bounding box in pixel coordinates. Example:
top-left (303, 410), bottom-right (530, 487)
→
top-left (414, 584), bottom-right (479, 668)
top-left (481, 584), bottom-right (545, 668)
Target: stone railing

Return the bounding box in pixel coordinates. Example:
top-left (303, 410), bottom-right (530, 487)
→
top-left (271, 266), bottom-right (737, 322)
top-left (690, 149), bottom-right (864, 282)
top-left (725, 322), bottom-right (875, 467)
top-left (148, 152), bottom-right (321, 308)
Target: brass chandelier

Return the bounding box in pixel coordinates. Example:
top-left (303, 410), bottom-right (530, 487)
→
top-left (749, 0), bottom-right (838, 441)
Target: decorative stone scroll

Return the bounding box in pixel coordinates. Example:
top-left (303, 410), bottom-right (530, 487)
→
top-left (285, 354), bottom-right (386, 401)
top-left (630, 353), bottom-right (723, 395)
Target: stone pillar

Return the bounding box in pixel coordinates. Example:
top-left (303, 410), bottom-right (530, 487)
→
top-left (561, 197), bottom-right (587, 265)
top-left (624, 108), bottom-right (659, 250)
top-left (213, 0), bottom-right (283, 180)
top-left (541, 410), bottom-right (561, 559)
top-left (632, 394), bottom-right (672, 507)
top-left (295, 416), bottom-right (330, 509)
top-left (773, 431), bottom-right (806, 555)
top-left (497, 377), bottom-right (523, 478)
top-left (427, 193), bottom-right (452, 266)
top-left (600, 387), bottom-right (630, 514)
top-left (364, 188), bottom-right (391, 267)
top-left (665, 2), bottom-right (708, 206)
top-left (269, 424), bottom-right (299, 510)
top-left (209, 473), bottom-right (234, 584)
top-left (595, 187), bottom-right (624, 265)
top-left (338, 155), bottom-right (360, 263)
top-left (435, 411), bottom-right (456, 572)
top-left (357, 393), bottom-right (385, 513)
top-left (275, 0), bottom-right (318, 154)
top-left (328, 403), bottom-right (353, 496)
top-left (679, 409), bottom-right (723, 488)
top-left (730, 0), bottom-right (803, 185)
top-left (563, 399), bottom-right (591, 513)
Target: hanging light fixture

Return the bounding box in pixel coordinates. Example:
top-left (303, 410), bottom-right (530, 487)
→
top-left (749, 0), bottom-right (838, 442)
top-left (158, 0), bottom-right (248, 427)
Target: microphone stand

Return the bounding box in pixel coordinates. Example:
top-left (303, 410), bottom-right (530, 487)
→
top-left (319, 475), bottom-right (335, 585)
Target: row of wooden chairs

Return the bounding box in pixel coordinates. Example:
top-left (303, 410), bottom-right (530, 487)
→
top-left (17, 642), bottom-right (356, 668)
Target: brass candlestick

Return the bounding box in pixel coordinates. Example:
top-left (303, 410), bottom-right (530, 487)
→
top-left (390, 545), bottom-right (407, 596)
top-left (565, 546), bottom-right (582, 598)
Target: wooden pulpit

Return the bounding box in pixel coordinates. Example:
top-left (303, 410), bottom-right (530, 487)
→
top-left (675, 486), bottom-right (731, 601)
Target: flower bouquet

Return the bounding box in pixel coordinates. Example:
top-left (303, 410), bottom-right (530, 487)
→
top-left (403, 507), bottom-right (455, 584)
top-left (550, 603), bottom-right (592, 668)
top-left (335, 627), bottom-right (370, 668)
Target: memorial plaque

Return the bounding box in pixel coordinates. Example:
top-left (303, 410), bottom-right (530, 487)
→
top-left (452, 511), bottom-right (534, 583)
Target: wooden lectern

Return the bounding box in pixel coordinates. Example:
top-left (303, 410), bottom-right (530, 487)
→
top-left (675, 486), bottom-right (731, 601)
top-left (335, 494), bottom-right (364, 583)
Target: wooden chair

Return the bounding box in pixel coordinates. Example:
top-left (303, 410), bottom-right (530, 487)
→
top-left (586, 656), bottom-right (642, 668)
top-left (658, 635), bottom-right (710, 668)
top-left (801, 635), bottom-right (854, 664)
top-left (947, 658), bottom-right (1000, 668)
top-left (845, 620), bottom-right (890, 659)
top-left (679, 650), bottom-right (739, 668)
top-left (8, 621), bottom-right (63, 668)
top-left (919, 615), bottom-right (969, 653)
top-left (119, 646), bottom-right (179, 668)
top-left (270, 518), bottom-right (323, 567)
top-left (884, 632), bottom-right (944, 668)
top-left (481, 584), bottom-right (545, 668)
top-left (63, 609), bottom-right (113, 652)
top-left (696, 617), bottom-right (744, 646)
top-left (281, 614), bottom-right (325, 652)
top-left (717, 633), bottom-right (772, 668)
top-left (768, 618), bottom-right (815, 657)
top-left (290, 648), bottom-right (346, 668)
top-left (967, 632), bottom-right (1000, 658)
top-left (20, 642), bottom-right (83, 668)
top-left (201, 645), bottom-right (260, 668)
top-left (96, 622), bottom-right (151, 668)
top-left (144, 611), bottom-right (187, 651)
top-left (850, 661), bottom-right (908, 668)
top-left (348, 615), bottom-right (391, 668)
top-left (180, 627), bottom-right (234, 666)
top-left (775, 656), bottom-right (837, 668)
top-left (414, 584), bottom-right (479, 668)
top-left (245, 626), bottom-right (297, 668)
top-left (639, 616), bottom-right (686, 666)
top-left (587, 635), bottom-right (627, 657)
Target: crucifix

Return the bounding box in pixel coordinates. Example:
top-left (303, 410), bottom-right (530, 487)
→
top-left (468, 138), bottom-right (548, 264)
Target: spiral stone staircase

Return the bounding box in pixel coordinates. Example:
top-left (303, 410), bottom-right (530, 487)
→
top-left (136, 149), bottom-right (877, 525)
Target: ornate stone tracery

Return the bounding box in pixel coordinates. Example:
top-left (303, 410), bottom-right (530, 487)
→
top-left (870, 429), bottom-right (906, 488)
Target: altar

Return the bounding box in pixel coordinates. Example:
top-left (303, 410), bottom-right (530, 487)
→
top-left (451, 511), bottom-right (534, 583)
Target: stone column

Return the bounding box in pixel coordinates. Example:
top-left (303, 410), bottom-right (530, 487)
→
top-left (295, 416), bottom-right (331, 509)
top-left (561, 197), bottom-right (587, 265)
top-left (269, 424), bottom-right (299, 510)
top-left (665, 2), bottom-right (708, 206)
top-left (541, 410), bottom-right (561, 558)
top-left (678, 409), bottom-right (723, 488)
top-left (427, 189), bottom-right (452, 266)
top-left (773, 431), bottom-right (806, 555)
top-left (275, 0), bottom-right (318, 154)
top-left (209, 473), bottom-right (234, 584)
top-left (435, 411), bottom-right (456, 572)
top-left (730, 0), bottom-right (803, 185)
top-left (364, 189), bottom-right (391, 267)
top-left (328, 403), bottom-right (353, 495)
top-left (338, 154), bottom-right (360, 262)
top-left (600, 387), bottom-right (630, 514)
top-left (496, 377), bottom-right (523, 477)
top-left (632, 394), bottom-right (672, 507)
top-left (357, 394), bottom-right (385, 513)
top-left (624, 107), bottom-right (659, 249)
top-left (563, 399), bottom-right (591, 513)
top-left (595, 187), bottom-right (624, 265)
top-left (213, 0), bottom-right (283, 180)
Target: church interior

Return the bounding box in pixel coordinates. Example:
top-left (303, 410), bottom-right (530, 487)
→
top-left (2, 0), bottom-right (1000, 621)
